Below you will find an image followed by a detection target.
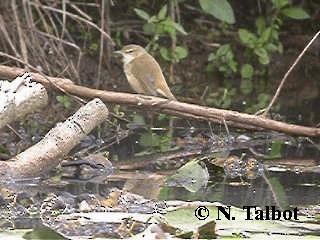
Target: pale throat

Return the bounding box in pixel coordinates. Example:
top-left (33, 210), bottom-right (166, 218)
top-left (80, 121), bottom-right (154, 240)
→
top-left (122, 54), bottom-right (135, 65)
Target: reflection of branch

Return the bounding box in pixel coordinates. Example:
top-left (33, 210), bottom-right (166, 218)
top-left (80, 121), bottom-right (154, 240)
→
top-left (1, 65), bottom-right (320, 137)
top-left (263, 30), bottom-right (320, 116)
top-left (0, 98), bottom-right (108, 180)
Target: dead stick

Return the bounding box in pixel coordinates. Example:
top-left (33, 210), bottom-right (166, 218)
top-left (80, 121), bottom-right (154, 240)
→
top-left (263, 30), bottom-right (320, 116)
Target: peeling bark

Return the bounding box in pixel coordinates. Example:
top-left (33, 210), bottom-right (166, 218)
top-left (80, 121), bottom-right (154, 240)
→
top-left (0, 73), bottom-right (48, 129)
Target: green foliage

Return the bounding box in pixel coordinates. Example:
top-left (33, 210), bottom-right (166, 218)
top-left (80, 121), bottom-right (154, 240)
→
top-left (0, 144), bottom-right (9, 154)
top-left (111, 105), bottom-right (125, 125)
top-left (129, 0), bottom-right (310, 112)
top-left (134, 5), bottom-right (187, 38)
top-left (113, 105), bottom-right (125, 119)
top-left (244, 93), bottom-right (271, 113)
top-left (56, 95), bottom-right (72, 109)
top-left (132, 114), bottom-right (146, 125)
top-left (207, 44), bottom-right (237, 77)
top-left (199, 0), bottom-right (235, 24)
top-left (207, 0), bottom-right (309, 72)
top-left (271, 0), bottom-right (309, 19)
top-left (281, 7), bottom-right (310, 19)
top-left (238, 1), bottom-right (309, 66)
top-left (240, 64), bottom-right (254, 79)
top-left (139, 130), bottom-right (172, 155)
top-left (169, 160), bottom-right (209, 192)
top-left (206, 87), bottom-right (236, 109)
top-left (204, 0), bottom-right (309, 112)
top-left (271, 0), bottom-right (289, 9)
top-left (78, 28), bottom-right (99, 56)
top-left (139, 130), bottom-right (173, 153)
top-left (265, 139), bottom-right (284, 159)
top-left (134, 4), bottom-right (188, 63)
top-left (238, 20), bottom-right (282, 66)
top-left (89, 43), bottom-right (99, 53)
top-left (240, 78), bottom-right (253, 95)
top-left (160, 45), bottom-right (188, 63)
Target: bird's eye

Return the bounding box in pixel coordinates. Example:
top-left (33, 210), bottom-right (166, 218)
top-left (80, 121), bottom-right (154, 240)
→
top-left (125, 49), bottom-right (134, 53)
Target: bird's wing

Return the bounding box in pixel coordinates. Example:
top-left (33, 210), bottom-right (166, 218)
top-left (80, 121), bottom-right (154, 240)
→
top-left (141, 55), bottom-right (176, 100)
top-left (130, 54), bottom-right (158, 96)
top-left (131, 54), bottom-right (176, 100)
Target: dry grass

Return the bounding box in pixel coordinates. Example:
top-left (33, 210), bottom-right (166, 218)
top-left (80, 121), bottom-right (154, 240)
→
top-left (0, 0), bottom-right (114, 86)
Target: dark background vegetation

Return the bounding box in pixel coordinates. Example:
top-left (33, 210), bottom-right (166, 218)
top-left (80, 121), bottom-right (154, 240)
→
top-left (0, 3), bottom-right (319, 237)
top-left (0, 0), bottom-right (319, 143)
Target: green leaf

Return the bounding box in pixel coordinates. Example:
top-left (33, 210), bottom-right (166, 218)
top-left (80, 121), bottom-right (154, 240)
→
top-left (229, 60), bottom-right (238, 72)
top-left (208, 52), bottom-right (216, 61)
top-left (148, 16), bottom-right (157, 23)
top-left (216, 44), bottom-right (231, 56)
top-left (254, 48), bottom-right (270, 65)
top-left (271, 0), bottom-right (289, 9)
top-left (240, 78), bottom-right (253, 95)
top-left (171, 161), bottom-right (209, 192)
top-left (281, 7), bottom-right (310, 20)
top-left (174, 46), bottom-right (188, 60)
top-left (89, 43), bottom-right (98, 52)
top-left (158, 18), bottom-right (176, 36)
top-left (143, 23), bottom-right (156, 34)
top-left (160, 47), bottom-right (172, 61)
top-left (238, 29), bottom-right (257, 47)
top-left (199, 0), bottom-right (235, 24)
top-left (265, 43), bottom-right (279, 52)
top-left (255, 16), bottom-right (266, 35)
top-left (266, 140), bottom-right (284, 159)
top-left (158, 5), bottom-right (168, 20)
top-left (134, 8), bottom-right (150, 21)
top-left (260, 27), bottom-right (272, 43)
top-left (172, 22), bottom-right (187, 35)
top-left (240, 64), bottom-right (254, 79)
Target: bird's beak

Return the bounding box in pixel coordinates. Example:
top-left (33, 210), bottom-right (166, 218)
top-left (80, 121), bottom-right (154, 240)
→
top-left (114, 50), bottom-right (122, 55)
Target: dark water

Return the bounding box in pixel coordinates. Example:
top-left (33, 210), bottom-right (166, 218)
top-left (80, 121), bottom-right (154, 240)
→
top-left (1, 127), bottom-right (319, 238)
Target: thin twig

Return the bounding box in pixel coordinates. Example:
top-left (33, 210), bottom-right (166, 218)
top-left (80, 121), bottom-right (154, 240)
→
top-left (6, 124), bottom-right (23, 139)
top-left (12, 0), bottom-right (29, 68)
top-left (60, 0), bottom-right (67, 41)
top-left (69, 2), bottom-right (92, 21)
top-left (96, 0), bottom-right (106, 88)
top-left (0, 16), bottom-right (21, 58)
top-left (0, 51), bottom-right (85, 105)
top-left (30, 1), bottom-right (114, 45)
top-left (263, 30), bottom-right (320, 117)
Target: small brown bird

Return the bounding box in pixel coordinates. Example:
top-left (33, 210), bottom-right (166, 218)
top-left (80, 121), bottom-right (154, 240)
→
top-left (115, 44), bottom-right (176, 100)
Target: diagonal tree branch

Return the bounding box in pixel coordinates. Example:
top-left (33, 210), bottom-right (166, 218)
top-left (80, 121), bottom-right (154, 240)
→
top-left (0, 65), bottom-right (319, 137)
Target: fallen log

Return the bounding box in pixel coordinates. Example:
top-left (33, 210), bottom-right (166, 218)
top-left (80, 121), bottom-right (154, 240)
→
top-left (0, 98), bottom-right (108, 180)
